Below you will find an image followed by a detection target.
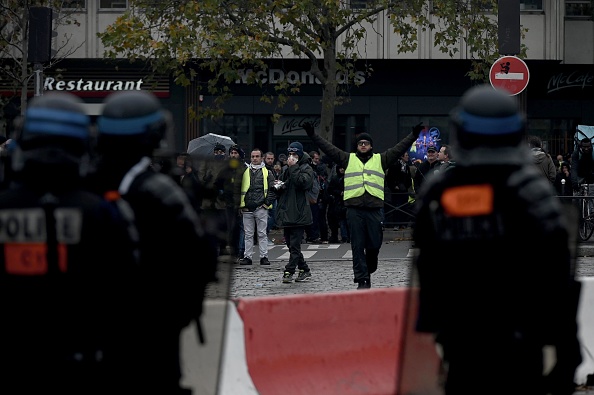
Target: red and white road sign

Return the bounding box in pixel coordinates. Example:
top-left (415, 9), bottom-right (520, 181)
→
top-left (489, 56), bottom-right (530, 96)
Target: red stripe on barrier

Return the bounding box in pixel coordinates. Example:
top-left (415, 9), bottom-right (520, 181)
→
top-left (236, 288), bottom-right (420, 395)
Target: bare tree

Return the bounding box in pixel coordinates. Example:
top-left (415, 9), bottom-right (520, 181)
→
top-left (0, 0), bottom-right (84, 126)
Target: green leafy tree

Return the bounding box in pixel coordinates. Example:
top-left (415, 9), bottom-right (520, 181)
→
top-left (0, 0), bottom-right (83, 122)
top-left (99, 0), bottom-right (527, 141)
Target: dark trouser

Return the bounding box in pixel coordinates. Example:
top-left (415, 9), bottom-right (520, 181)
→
top-left (346, 207), bottom-right (383, 283)
top-left (227, 206), bottom-right (239, 256)
top-left (306, 203), bottom-right (320, 240)
top-left (318, 201), bottom-right (329, 241)
top-left (283, 226), bottom-right (310, 274)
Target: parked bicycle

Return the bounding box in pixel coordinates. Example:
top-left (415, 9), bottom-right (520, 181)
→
top-left (577, 183), bottom-right (594, 241)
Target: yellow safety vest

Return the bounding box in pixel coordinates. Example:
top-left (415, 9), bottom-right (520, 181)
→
top-left (408, 179), bottom-right (416, 204)
top-left (240, 166), bottom-right (272, 209)
top-left (344, 153), bottom-right (384, 201)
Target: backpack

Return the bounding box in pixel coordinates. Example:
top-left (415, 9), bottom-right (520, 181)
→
top-left (306, 174), bottom-right (320, 204)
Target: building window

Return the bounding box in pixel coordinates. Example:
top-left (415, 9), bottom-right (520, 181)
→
top-left (99, 0), bottom-right (128, 9)
top-left (520, 0), bottom-right (543, 10)
top-left (350, 0), bottom-right (368, 10)
top-left (62, 0), bottom-right (86, 9)
top-left (566, 0), bottom-right (593, 17)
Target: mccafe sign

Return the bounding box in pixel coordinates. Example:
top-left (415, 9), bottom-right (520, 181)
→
top-left (547, 70), bottom-right (593, 94)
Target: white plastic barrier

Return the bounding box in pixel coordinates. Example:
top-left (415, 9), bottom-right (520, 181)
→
top-left (576, 277), bottom-right (594, 385)
top-left (181, 278), bottom-right (594, 394)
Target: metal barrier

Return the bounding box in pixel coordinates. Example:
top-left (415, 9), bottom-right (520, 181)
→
top-left (383, 191), bottom-right (416, 228)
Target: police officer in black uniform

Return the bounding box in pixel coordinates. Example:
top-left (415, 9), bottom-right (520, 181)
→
top-left (413, 85), bottom-right (581, 395)
top-left (95, 90), bottom-right (218, 394)
top-left (0, 92), bottom-right (137, 394)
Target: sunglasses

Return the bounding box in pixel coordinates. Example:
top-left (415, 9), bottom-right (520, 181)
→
top-left (357, 141), bottom-right (371, 146)
top-left (287, 147), bottom-right (300, 152)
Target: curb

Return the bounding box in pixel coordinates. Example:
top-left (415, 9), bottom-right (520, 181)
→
top-left (578, 244), bottom-right (594, 257)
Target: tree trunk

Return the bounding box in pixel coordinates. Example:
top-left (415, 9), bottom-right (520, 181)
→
top-left (320, 42), bottom-right (338, 143)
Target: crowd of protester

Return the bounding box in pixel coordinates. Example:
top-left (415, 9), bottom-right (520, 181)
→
top-left (0, 85), bottom-right (584, 394)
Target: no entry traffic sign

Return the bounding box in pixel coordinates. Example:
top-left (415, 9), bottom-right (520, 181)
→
top-left (489, 56), bottom-right (530, 96)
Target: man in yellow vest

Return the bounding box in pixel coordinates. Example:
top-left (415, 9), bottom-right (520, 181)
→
top-left (304, 122), bottom-right (422, 289)
top-left (239, 148), bottom-right (277, 265)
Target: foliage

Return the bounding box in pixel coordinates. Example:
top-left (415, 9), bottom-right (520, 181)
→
top-left (0, 0), bottom-right (83, 120)
top-left (98, 0), bottom-right (528, 141)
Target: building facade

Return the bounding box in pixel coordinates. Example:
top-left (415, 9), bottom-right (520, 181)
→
top-left (1, 0), bottom-right (592, 158)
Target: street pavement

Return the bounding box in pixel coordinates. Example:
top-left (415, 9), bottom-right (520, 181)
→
top-left (195, 228), bottom-right (594, 395)
top-left (210, 228), bottom-right (594, 299)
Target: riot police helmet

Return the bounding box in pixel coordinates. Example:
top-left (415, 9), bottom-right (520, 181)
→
top-left (450, 84), bottom-right (525, 150)
top-left (96, 90), bottom-right (173, 157)
top-left (12, 92), bottom-right (91, 173)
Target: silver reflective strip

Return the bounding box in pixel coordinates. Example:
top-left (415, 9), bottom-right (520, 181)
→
top-left (364, 180), bottom-right (384, 191)
top-left (364, 169), bottom-right (385, 178)
top-left (344, 183), bottom-right (363, 191)
top-left (344, 172), bottom-right (363, 179)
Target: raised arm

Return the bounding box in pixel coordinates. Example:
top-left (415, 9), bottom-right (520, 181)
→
top-left (303, 122), bottom-right (350, 169)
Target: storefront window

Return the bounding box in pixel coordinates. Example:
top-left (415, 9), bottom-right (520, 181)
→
top-left (527, 118), bottom-right (579, 157)
top-left (400, 116), bottom-right (449, 163)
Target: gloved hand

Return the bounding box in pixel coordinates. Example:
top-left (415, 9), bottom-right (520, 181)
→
top-left (412, 122), bottom-right (424, 137)
top-left (302, 122), bottom-right (315, 137)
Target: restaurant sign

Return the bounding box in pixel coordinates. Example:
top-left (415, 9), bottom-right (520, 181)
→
top-left (44, 77), bottom-right (144, 92)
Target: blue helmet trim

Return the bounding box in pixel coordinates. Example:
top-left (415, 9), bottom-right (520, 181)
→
top-left (24, 108), bottom-right (89, 139)
top-left (459, 111), bottom-right (523, 135)
top-left (97, 111), bottom-right (164, 135)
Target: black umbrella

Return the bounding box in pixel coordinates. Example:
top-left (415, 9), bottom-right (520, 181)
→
top-left (187, 133), bottom-right (236, 157)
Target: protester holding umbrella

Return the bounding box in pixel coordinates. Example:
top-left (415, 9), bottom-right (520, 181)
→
top-left (187, 133), bottom-right (236, 157)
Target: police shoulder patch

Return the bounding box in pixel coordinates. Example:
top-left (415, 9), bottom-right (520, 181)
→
top-left (441, 184), bottom-right (494, 217)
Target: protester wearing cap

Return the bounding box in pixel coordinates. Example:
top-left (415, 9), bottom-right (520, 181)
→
top-left (413, 84), bottom-right (580, 395)
top-left (229, 144), bottom-right (245, 160)
top-left (303, 120), bottom-right (422, 289)
top-left (414, 143), bottom-right (440, 193)
top-left (0, 92), bottom-right (140, 393)
top-left (275, 141), bottom-right (315, 283)
top-left (214, 143), bottom-right (226, 159)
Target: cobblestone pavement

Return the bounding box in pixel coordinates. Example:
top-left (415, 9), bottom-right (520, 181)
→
top-left (207, 256), bottom-right (594, 299)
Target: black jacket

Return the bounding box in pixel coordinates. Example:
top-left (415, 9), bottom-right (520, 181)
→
top-left (0, 177), bottom-right (138, 393)
top-left (240, 165), bottom-right (277, 211)
top-left (275, 152), bottom-right (314, 227)
top-left (413, 159), bottom-right (440, 194)
top-left (413, 148), bottom-right (581, 392)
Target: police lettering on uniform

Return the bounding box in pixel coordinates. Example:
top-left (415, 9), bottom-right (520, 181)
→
top-left (0, 92), bottom-right (138, 394)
